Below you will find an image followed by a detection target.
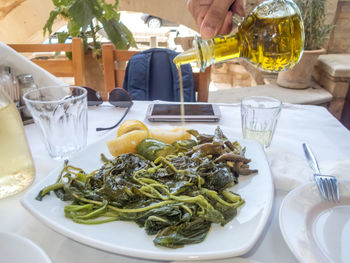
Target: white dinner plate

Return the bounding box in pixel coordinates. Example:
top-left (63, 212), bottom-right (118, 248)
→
top-left (21, 127), bottom-right (273, 261)
top-left (279, 181), bottom-right (350, 263)
top-left (171, 257), bottom-right (262, 263)
top-left (0, 232), bottom-right (52, 263)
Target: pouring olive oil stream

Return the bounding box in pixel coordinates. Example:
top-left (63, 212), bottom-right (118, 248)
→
top-left (174, 0), bottom-right (304, 120)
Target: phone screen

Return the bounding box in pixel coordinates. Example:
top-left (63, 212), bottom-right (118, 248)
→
top-left (151, 104), bottom-right (215, 116)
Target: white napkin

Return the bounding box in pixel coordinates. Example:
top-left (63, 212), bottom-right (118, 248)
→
top-left (0, 41), bottom-right (65, 87)
top-left (266, 147), bottom-right (350, 192)
top-left (322, 159), bottom-right (350, 180)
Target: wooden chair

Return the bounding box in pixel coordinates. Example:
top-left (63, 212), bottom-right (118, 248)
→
top-left (102, 43), bottom-right (211, 102)
top-left (8, 38), bottom-right (85, 86)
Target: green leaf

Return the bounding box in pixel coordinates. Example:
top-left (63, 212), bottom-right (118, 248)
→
top-left (68, 0), bottom-right (95, 28)
top-left (172, 140), bottom-right (197, 153)
top-left (113, 0), bottom-right (119, 9)
top-left (118, 21), bottom-right (137, 48)
top-left (43, 9), bottom-right (59, 36)
top-left (296, 0), bottom-right (334, 50)
top-left (79, 34), bottom-right (89, 53)
top-left (102, 19), bottom-right (136, 49)
top-left (100, 1), bottom-right (119, 20)
top-left (44, 0), bottom-right (136, 55)
top-left (56, 31), bottom-right (72, 59)
top-left (56, 32), bottom-right (70, 43)
top-left (67, 20), bottom-right (81, 37)
top-left (137, 139), bottom-right (175, 161)
top-left (52, 0), bottom-right (73, 6)
top-left (153, 219), bottom-right (211, 248)
top-left (57, 0), bottom-right (74, 6)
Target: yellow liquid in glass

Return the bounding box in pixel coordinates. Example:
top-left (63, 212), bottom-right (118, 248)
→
top-left (0, 102), bottom-right (35, 199)
top-left (243, 128), bottom-right (274, 147)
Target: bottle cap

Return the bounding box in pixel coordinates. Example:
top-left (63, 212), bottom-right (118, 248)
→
top-left (0, 66), bottom-right (11, 74)
top-left (16, 74), bottom-right (34, 84)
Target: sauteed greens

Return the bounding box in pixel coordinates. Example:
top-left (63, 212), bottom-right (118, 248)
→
top-left (36, 127), bottom-right (257, 248)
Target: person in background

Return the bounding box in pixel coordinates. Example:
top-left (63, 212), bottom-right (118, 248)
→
top-left (187, 0), bottom-right (245, 39)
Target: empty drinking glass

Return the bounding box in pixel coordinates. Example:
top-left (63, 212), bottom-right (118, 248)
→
top-left (241, 96), bottom-right (282, 148)
top-left (23, 86), bottom-right (88, 160)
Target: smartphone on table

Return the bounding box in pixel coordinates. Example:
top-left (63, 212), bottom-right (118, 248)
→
top-left (146, 103), bottom-right (221, 122)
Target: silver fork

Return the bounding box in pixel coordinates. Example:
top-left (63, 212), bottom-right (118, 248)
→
top-left (302, 143), bottom-right (340, 202)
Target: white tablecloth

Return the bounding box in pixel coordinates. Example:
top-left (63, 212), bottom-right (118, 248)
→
top-left (2, 101), bottom-right (350, 263)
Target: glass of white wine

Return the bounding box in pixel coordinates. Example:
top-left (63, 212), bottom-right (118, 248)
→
top-left (241, 96), bottom-right (282, 148)
top-left (0, 83), bottom-right (35, 199)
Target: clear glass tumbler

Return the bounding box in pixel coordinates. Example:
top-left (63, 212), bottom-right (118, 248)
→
top-left (23, 86), bottom-right (88, 160)
top-left (241, 96), bottom-right (282, 148)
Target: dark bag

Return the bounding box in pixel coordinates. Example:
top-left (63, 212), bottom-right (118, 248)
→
top-left (123, 48), bottom-right (196, 102)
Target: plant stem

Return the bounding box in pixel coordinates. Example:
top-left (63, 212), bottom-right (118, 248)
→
top-left (90, 21), bottom-right (98, 50)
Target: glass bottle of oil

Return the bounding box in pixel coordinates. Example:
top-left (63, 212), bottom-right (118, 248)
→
top-left (174, 0), bottom-right (304, 73)
top-left (0, 83), bottom-right (35, 199)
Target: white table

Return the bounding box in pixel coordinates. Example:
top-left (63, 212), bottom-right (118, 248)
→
top-left (2, 101), bottom-right (350, 263)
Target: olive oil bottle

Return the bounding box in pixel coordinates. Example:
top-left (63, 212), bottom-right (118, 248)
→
top-left (174, 0), bottom-right (304, 73)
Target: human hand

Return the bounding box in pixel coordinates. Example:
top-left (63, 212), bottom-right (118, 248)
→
top-left (187, 0), bottom-right (245, 39)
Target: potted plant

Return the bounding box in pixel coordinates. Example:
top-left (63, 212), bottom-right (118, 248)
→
top-left (277, 0), bottom-right (333, 89)
top-left (43, 0), bottom-right (136, 96)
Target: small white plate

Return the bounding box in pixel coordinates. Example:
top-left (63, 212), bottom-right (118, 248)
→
top-left (279, 181), bottom-right (350, 263)
top-left (22, 126), bottom-right (274, 261)
top-left (0, 232), bottom-right (51, 263)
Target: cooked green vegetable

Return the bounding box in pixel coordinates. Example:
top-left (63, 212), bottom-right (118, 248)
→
top-left (136, 138), bottom-right (197, 161)
top-left (136, 139), bottom-right (174, 161)
top-left (36, 127), bottom-right (257, 248)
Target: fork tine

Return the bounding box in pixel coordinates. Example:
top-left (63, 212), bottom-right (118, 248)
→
top-left (330, 177), bottom-right (340, 202)
top-left (330, 178), bottom-right (337, 202)
top-left (326, 177), bottom-right (336, 202)
top-left (320, 177), bottom-right (330, 201)
top-left (335, 179), bottom-right (340, 202)
top-left (314, 175), bottom-right (327, 200)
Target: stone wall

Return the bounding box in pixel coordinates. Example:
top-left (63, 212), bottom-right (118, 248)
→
top-left (327, 0), bottom-right (350, 53)
top-left (313, 54), bottom-right (350, 119)
top-left (211, 62), bottom-right (254, 88)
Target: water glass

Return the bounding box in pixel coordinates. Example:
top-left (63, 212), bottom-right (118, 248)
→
top-left (241, 96), bottom-right (282, 148)
top-left (23, 86), bottom-right (87, 160)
